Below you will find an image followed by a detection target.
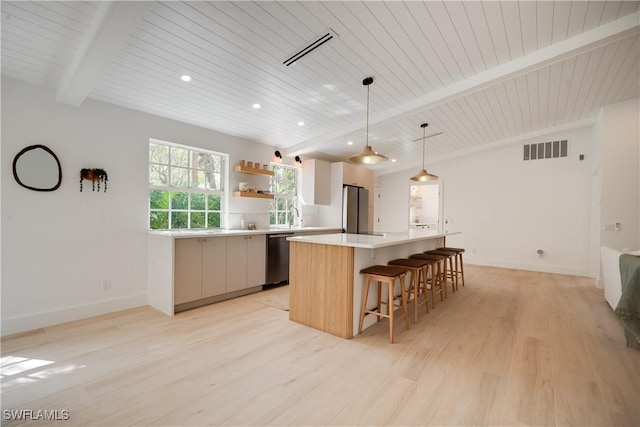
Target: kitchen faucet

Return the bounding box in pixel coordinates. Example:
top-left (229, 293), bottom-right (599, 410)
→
top-left (289, 207), bottom-right (299, 228)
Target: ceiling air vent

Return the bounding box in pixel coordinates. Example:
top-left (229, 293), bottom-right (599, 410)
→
top-left (523, 140), bottom-right (567, 161)
top-left (282, 29), bottom-right (337, 66)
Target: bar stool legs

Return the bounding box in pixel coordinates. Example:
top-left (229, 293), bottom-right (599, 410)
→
top-left (388, 258), bottom-right (430, 323)
top-left (439, 247), bottom-right (466, 288)
top-left (358, 266), bottom-right (410, 343)
top-left (409, 253), bottom-right (446, 304)
top-left (425, 249), bottom-right (458, 295)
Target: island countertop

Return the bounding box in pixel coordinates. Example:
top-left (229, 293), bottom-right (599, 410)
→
top-left (287, 230), bottom-right (460, 249)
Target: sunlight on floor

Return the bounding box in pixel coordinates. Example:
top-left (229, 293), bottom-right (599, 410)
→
top-left (0, 356), bottom-right (85, 389)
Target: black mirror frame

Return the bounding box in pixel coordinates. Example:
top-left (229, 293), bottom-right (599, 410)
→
top-left (12, 144), bottom-right (62, 192)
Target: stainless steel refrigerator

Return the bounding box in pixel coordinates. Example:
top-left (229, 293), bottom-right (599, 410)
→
top-left (342, 185), bottom-right (369, 234)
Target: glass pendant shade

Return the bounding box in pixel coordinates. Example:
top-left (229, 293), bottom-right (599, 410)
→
top-left (348, 77), bottom-right (388, 165)
top-left (410, 123), bottom-right (438, 182)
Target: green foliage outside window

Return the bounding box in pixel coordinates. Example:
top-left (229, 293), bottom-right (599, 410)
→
top-left (149, 190), bottom-right (221, 230)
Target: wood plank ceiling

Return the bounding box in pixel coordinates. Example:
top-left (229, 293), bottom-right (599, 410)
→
top-left (2, 1), bottom-right (639, 174)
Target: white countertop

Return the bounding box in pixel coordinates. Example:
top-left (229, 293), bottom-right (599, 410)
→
top-left (148, 226), bottom-right (342, 239)
top-left (287, 230), bottom-right (460, 249)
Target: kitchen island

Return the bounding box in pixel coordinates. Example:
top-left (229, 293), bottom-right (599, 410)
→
top-left (287, 230), bottom-right (459, 339)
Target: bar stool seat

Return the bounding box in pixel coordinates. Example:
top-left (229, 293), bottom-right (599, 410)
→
top-left (388, 258), bottom-right (429, 322)
top-left (438, 247), bottom-right (465, 288)
top-left (408, 253), bottom-right (445, 306)
top-left (358, 265), bottom-right (410, 343)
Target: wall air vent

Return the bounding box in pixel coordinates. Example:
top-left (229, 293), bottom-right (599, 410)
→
top-left (523, 140), bottom-right (567, 161)
top-left (282, 29), bottom-right (338, 66)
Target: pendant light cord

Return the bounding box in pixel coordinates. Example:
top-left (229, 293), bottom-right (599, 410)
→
top-left (422, 127), bottom-right (426, 169)
top-left (366, 84), bottom-right (370, 148)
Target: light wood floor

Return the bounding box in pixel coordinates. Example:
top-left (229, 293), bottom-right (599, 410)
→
top-left (2, 266), bottom-right (638, 426)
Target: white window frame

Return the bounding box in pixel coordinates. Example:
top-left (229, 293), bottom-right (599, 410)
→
top-left (148, 139), bottom-right (228, 230)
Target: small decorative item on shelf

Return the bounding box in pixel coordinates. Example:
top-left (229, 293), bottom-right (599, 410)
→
top-left (80, 168), bottom-right (108, 192)
top-left (239, 159), bottom-right (246, 167)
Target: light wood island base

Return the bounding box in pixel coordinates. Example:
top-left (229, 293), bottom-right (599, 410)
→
top-left (289, 242), bottom-right (354, 338)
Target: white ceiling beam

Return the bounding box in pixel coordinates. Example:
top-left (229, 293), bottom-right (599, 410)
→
top-left (284, 11), bottom-right (640, 157)
top-left (56, 1), bottom-right (147, 106)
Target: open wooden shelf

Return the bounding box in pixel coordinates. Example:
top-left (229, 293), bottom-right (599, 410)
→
top-left (233, 191), bottom-right (274, 199)
top-left (233, 165), bottom-right (274, 176)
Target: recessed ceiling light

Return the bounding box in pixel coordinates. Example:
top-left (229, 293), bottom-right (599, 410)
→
top-left (347, 141), bottom-right (353, 145)
top-left (298, 121), bottom-right (305, 126)
top-left (392, 159), bottom-right (396, 162)
top-left (252, 103), bottom-right (261, 109)
top-left (180, 75), bottom-right (192, 82)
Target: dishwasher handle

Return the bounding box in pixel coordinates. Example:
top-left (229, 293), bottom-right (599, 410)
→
top-left (268, 233), bottom-right (295, 239)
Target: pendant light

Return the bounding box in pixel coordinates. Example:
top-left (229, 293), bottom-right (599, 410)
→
top-left (410, 123), bottom-right (439, 182)
top-left (347, 77), bottom-right (388, 165)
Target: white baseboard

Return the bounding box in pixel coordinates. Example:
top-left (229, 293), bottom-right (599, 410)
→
top-left (1, 293), bottom-right (147, 337)
top-left (464, 256), bottom-right (593, 278)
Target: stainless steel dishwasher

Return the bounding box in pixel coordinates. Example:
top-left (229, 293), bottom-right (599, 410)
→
top-left (265, 232), bottom-right (294, 285)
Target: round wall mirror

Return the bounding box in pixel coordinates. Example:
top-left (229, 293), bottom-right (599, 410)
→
top-left (12, 144), bottom-right (62, 192)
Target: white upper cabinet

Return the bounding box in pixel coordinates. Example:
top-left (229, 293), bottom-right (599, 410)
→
top-left (301, 159), bottom-right (331, 205)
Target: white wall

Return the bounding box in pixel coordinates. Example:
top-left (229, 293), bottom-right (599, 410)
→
top-left (1, 77), bottom-right (276, 335)
top-left (598, 97), bottom-right (640, 252)
top-left (378, 124), bottom-right (596, 276)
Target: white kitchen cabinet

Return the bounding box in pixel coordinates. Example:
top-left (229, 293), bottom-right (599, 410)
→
top-left (341, 162), bottom-right (374, 189)
top-left (202, 238), bottom-right (228, 298)
top-left (174, 238), bottom-right (202, 305)
top-left (247, 234), bottom-right (266, 287)
top-left (174, 237), bottom-right (227, 305)
top-left (301, 159), bottom-right (331, 205)
top-left (226, 235), bottom-right (266, 293)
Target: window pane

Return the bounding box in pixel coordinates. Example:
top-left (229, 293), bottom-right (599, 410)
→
top-left (207, 195), bottom-right (221, 211)
top-left (149, 143), bottom-right (169, 164)
top-left (190, 170), bottom-right (206, 189)
top-left (149, 164), bottom-right (169, 185)
top-left (207, 172), bottom-right (221, 191)
top-left (171, 147), bottom-right (189, 167)
top-left (191, 193), bottom-right (205, 210)
top-left (150, 190), bottom-right (169, 209)
top-left (150, 211), bottom-right (169, 229)
top-left (190, 212), bottom-right (205, 229)
top-left (171, 212), bottom-right (188, 229)
top-left (170, 167), bottom-right (188, 187)
top-left (207, 212), bottom-right (221, 228)
top-left (277, 212), bottom-right (286, 224)
top-left (172, 192), bottom-right (188, 209)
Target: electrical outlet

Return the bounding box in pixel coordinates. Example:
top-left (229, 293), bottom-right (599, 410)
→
top-left (615, 222), bottom-right (621, 232)
top-left (101, 279), bottom-right (112, 291)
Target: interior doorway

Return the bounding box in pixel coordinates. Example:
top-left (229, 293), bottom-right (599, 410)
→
top-left (409, 182), bottom-right (442, 231)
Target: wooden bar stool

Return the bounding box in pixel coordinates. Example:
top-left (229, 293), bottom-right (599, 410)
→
top-left (425, 249), bottom-right (458, 293)
top-left (388, 258), bottom-right (429, 323)
top-left (358, 265), bottom-right (410, 343)
top-left (439, 247), bottom-right (465, 288)
top-left (408, 253), bottom-right (445, 307)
